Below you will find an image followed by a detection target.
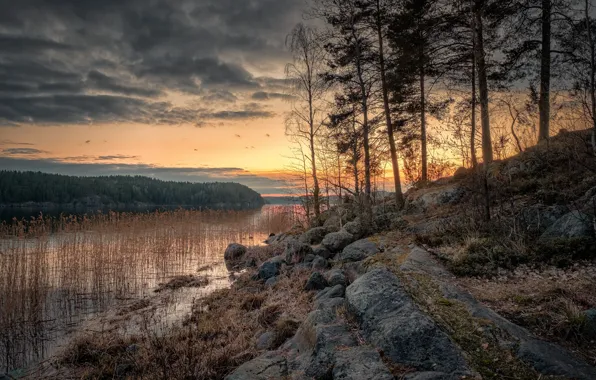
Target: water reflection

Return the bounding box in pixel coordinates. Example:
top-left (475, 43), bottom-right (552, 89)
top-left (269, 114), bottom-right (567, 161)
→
top-left (0, 205), bottom-right (302, 374)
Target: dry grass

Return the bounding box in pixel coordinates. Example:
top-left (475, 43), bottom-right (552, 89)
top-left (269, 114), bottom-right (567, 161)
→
top-left (59, 267), bottom-right (314, 379)
top-left (0, 205), bottom-right (302, 373)
top-left (458, 263), bottom-right (596, 366)
top-left (154, 275), bottom-right (209, 292)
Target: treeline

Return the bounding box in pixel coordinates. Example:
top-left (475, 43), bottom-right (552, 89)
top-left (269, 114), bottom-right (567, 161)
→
top-left (0, 171), bottom-right (265, 209)
top-left (285, 0), bottom-right (596, 221)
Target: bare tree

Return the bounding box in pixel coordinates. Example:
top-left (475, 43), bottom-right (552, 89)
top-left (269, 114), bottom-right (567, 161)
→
top-left (285, 24), bottom-right (329, 219)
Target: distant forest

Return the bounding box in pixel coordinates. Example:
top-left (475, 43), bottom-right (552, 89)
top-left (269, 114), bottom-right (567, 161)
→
top-left (0, 171), bottom-right (265, 209)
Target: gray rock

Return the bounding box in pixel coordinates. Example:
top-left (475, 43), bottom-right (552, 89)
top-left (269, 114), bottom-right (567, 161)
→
top-left (284, 240), bottom-right (313, 264)
top-left (323, 214), bottom-right (342, 232)
top-left (321, 230), bottom-right (354, 253)
top-left (344, 220), bottom-right (364, 239)
top-left (332, 346), bottom-right (394, 380)
top-left (315, 284), bottom-right (345, 302)
top-left (345, 269), bottom-right (470, 374)
top-left (265, 232), bottom-right (291, 245)
top-left (325, 269), bottom-right (347, 287)
top-left (517, 204), bottom-right (568, 235)
top-left (291, 309), bottom-right (358, 378)
top-left (404, 372), bottom-right (460, 380)
top-left (312, 256), bottom-right (328, 270)
top-left (313, 245), bottom-right (333, 259)
top-left (299, 227), bottom-right (328, 245)
top-left (584, 309), bottom-right (596, 337)
top-left (315, 297), bottom-right (345, 311)
top-left (313, 284), bottom-right (345, 310)
top-left (258, 261), bottom-right (280, 280)
top-left (225, 353), bottom-right (288, 380)
top-left (539, 211), bottom-right (594, 241)
top-left (517, 338), bottom-right (596, 379)
top-left (255, 331), bottom-right (275, 350)
top-left (224, 243), bottom-right (247, 261)
top-left (264, 276), bottom-right (278, 287)
top-left (304, 272), bottom-right (328, 291)
top-left (339, 238), bottom-right (380, 263)
top-left (304, 253), bottom-right (315, 263)
top-left (405, 184), bottom-right (465, 213)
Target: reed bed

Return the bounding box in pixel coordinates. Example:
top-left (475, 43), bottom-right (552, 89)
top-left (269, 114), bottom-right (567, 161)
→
top-left (0, 205), bottom-right (302, 373)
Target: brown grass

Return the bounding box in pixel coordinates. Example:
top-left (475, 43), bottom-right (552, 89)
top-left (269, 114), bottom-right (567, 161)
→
top-left (458, 264), bottom-right (596, 366)
top-left (59, 267), bottom-right (314, 379)
top-left (154, 274), bottom-right (209, 292)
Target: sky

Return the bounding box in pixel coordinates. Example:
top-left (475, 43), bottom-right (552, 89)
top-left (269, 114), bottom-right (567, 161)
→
top-left (0, 0), bottom-right (308, 195)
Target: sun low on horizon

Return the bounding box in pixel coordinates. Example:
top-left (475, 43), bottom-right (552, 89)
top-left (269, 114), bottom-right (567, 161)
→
top-left (0, 0), bottom-right (306, 196)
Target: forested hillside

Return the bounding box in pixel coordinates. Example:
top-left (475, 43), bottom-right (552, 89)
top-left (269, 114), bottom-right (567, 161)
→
top-left (0, 171), bottom-right (265, 209)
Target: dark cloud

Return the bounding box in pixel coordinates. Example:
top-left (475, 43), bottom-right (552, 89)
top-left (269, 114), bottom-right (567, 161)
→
top-left (87, 70), bottom-right (162, 97)
top-left (2, 148), bottom-right (48, 155)
top-left (0, 0), bottom-right (302, 126)
top-left (0, 157), bottom-right (288, 194)
top-left (207, 110), bottom-right (275, 120)
top-left (251, 91), bottom-right (295, 101)
top-left (97, 155), bottom-right (139, 160)
top-left (0, 140), bottom-right (34, 146)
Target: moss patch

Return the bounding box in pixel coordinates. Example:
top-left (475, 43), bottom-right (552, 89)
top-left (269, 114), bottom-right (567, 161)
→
top-left (392, 269), bottom-right (564, 379)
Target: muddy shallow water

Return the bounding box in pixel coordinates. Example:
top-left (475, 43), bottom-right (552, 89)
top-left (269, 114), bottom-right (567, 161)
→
top-left (0, 205), bottom-right (301, 376)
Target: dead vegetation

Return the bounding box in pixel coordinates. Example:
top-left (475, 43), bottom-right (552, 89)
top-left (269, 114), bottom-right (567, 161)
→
top-left (154, 275), bottom-right (209, 292)
top-left (459, 264), bottom-right (596, 366)
top-left (59, 267), bottom-right (313, 379)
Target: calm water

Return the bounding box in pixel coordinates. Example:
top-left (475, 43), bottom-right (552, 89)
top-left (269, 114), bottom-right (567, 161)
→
top-left (0, 205), bottom-right (302, 375)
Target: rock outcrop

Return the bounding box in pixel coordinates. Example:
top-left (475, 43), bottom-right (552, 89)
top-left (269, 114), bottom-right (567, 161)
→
top-left (299, 226), bottom-right (328, 245)
top-left (345, 268), bottom-right (471, 376)
top-left (338, 238), bottom-right (380, 263)
top-left (539, 211), bottom-right (594, 241)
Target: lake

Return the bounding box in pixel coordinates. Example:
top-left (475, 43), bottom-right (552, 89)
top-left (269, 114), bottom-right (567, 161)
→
top-left (0, 205), bottom-right (302, 376)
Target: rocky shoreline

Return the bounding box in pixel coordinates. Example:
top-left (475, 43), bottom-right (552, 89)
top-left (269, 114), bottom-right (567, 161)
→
top-left (222, 186), bottom-right (596, 379)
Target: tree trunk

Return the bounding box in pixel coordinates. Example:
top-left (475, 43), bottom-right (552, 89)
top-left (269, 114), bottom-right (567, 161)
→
top-left (471, 8), bottom-right (478, 168)
top-left (376, 4), bottom-right (404, 208)
top-left (310, 122), bottom-right (320, 219)
top-left (538, 0), bottom-right (551, 142)
top-left (586, 0), bottom-right (596, 155)
top-left (420, 48), bottom-right (428, 182)
top-left (474, 2), bottom-right (493, 164)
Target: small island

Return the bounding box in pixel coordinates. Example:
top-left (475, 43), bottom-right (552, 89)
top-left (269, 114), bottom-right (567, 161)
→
top-left (0, 171), bottom-right (265, 212)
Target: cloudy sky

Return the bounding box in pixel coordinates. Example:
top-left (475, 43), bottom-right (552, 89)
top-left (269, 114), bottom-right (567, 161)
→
top-left (0, 0), bottom-right (307, 195)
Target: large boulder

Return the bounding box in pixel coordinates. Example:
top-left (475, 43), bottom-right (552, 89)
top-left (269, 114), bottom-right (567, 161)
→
top-left (258, 260), bottom-right (280, 280)
top-left (321, 230), bottom-right (354, 253)
top-left (345, 269), bottom-right (470, 375)
top-left (405, 184), bottom-right (466, 213)
top-left (338, 238), bottom-right (380, 263)
top-left (225, 353), bottom-right (287, 380)
top-left (284, 240), bottom-right (313, 264)
top-left (539, 211), bottom-right (594, 241)
top-left (323, 214), bottom-right (342, 232)
top-left (224, 243), bottom-right (247, 261)
top-left (312, 256), bottom-right (328, 270)
top-left (332, 346), bottom-right (394, 380)
top-left (304, 272), bottom-right (328, 291)
top-left (373, 212), bottom-right (407, 232)
top-left (313, 245), bottom-right (333, 259)
top-left (343, 219), bottom-right (365, 239)
top-left (517, 205), bottom-right (568, 235)
top-left (325, 269), bottom-right (347, 287)
top-left (299, 227), bottom-right (328, 245)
